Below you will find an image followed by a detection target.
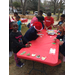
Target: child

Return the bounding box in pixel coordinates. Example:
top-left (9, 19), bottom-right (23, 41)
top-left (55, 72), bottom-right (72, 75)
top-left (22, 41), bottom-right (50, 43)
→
top-left (29, 10), bottom-right (44, 28)
top-left (54, 14), bottom-right (65, 33)
top-left (30, 16), bottom-right (38, 28)
top-left (54, 22), bottom-right (65, 62)
top-left (10, 22), bottom-right (30, 67)
top-left (55, 14), bottom-right (65, 26)
top-left (38, 10), bottom-right (44, 29)
top-left (12, 12), bottom-right (18, 21)
top-left (24, 21), bottom-right (43, 42)
top-left (16, 16), bottom-right (22, 32)
top-left (44, 12), bottom-right (54, 30)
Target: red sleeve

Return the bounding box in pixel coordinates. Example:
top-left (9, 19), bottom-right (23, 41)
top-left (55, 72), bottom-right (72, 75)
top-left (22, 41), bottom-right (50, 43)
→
top-left (44, 17), bottom-right (46, 24)
top-left (51, 17), bottom-right (54, 24)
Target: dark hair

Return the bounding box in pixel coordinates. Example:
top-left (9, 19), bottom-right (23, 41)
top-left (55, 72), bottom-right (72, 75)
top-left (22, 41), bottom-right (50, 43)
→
top-left (47, 12), bottom-right (51, 16)
top-left (61, 14), bottom-right (65, 18)
top-left (14, 12), bottom-right (18, 15)
top-left (39, 10), bottom-right (43, 14)
top-left (16, 16), bottom-right (20, 19)
top-left (10, 22), bottom-right (17, 26)
top-left (36, 16), bottom-right (44, 21)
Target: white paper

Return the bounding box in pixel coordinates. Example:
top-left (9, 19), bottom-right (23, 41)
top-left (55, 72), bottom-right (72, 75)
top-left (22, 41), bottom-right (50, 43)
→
top-left (49, 48), bottom-right (56, 55)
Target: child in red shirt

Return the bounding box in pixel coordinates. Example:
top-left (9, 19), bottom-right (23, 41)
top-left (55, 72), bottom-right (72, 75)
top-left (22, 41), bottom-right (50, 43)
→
top-left (44, 12), bottom-right (54, 30)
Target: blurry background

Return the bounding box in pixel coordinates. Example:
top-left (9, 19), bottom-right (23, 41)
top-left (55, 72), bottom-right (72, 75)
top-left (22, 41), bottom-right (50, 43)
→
top-left (9, 0), bottom-right (65, 20)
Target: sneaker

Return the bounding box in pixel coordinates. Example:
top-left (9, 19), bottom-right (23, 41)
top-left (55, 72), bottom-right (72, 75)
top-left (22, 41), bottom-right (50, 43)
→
top-left (20, 63), bottom-right (24, 67)
top-left (16, 63), bottom-right (22, 67)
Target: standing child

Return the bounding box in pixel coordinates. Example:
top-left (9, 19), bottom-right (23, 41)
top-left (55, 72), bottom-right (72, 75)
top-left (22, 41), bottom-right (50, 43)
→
top-left (12, 12), bottom-right (18, 21)
top-left (16, 16), bottom-right (22, 32)
top-left (10, 22), bottom-right (30, 67)
top-left (54, 22), bottom-right (65, 62)
top-left (44, 12), bottom-right (54, 30)
top-left (38, 10), bottom-right (44, 29)
top-left (54, 14), bottom-right (65, 33)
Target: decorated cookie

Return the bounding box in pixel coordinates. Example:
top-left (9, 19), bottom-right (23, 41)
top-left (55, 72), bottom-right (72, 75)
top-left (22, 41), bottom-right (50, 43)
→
top-left (31, 54), bottom-right (36, 57)
top-left (20, 51), bottom-right (26, 55)
top-left (36, 55), bottom-right (40, 58)
top-left (41, 57), bottom-right (46, 60)
top-left (27, 53), bottom-right (30, 56)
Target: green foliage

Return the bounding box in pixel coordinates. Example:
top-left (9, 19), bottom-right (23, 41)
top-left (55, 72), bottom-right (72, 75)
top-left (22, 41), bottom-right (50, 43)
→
top-left (13, 1), bottom-right (21, 9)
top-left (26, 0), bottom-right (38, 11)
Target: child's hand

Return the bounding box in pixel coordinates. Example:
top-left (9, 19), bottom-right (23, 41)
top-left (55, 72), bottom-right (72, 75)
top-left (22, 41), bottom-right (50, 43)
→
top-left (46, 27), bottom-right (48, 30)
top-left (53, 25), bottom-right (57, 28)
top-left (59, 41), bottom-right (64, 45)
top-left (25, 44), bottom-right (30, 47)
top-left (53, 37), bottom-right (57, 41)
top-left (27, 42), bottom-right (31, 44)
top-left (40, 31), bottom-right (42, 33)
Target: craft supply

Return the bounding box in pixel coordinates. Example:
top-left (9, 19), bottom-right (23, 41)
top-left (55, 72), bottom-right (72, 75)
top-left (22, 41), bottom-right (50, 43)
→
top-left (27, 53), bottom-right (30, 56)
top-left (52, 42), bottom-right (56, 44)
top-left (47, 30), bottom-right (55, 35)
top-left (60, 39), bottom-right (62, 41)
top-left (20, 51), bottom-right (26, 55)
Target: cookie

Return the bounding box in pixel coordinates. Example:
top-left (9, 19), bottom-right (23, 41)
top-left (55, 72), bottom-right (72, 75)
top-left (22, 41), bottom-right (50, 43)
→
top-left (20, 51), bottom-right (26, 55)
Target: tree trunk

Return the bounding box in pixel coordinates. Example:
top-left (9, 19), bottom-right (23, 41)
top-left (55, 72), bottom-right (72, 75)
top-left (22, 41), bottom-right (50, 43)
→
top-left (54, 5), bottom-right (56, 15)
top-left (57, 0), bottom-right (62, 20)
top-left (11, 0), bottom-right (13, 12)
top-left (38, 0), bottom-right (40, 14)
top-left (21, 0), bottom-right (27, 15)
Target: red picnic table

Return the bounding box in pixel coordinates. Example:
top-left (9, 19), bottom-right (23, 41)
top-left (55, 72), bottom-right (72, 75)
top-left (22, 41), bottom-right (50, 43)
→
top-left (11, 18), bottom-right (28, 23)
top-left (20, 18), bottom-right (28, 23)
top-left (17, 29), bottom-right (61, 75)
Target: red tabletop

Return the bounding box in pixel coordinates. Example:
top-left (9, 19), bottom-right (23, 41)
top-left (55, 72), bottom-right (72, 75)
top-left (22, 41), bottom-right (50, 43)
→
top-left (11, 18), bottom-right (28, 23)
top-left (17, 29), bottom-right (61, 66)
top-left (21, 18), bottom-right (28, 23)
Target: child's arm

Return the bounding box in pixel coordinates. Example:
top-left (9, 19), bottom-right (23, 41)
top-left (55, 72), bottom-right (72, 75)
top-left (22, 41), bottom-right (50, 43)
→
top-left (53, 35), bottom-right (63, 41)
top-left (44, 22), bottom-right (48, 29)
top-left (47, 24), bottom-right (53, 29)
top-left (22, 36), bottom-right (31, 45)
top-left (12, 16), bottom-right (15, 20)
top-left (10, 35), bottom-right (26, 48)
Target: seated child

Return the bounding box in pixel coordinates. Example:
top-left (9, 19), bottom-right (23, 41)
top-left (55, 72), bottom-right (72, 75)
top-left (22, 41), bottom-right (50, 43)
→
top-left (54, 22), bottom-right (65, 62)
top-left (44, 12), bottom-right (54, 30)
top-left (24, 21), bottom-right (43, 42)
top-left (16, 16), bottom-right (22, 32)
top-left (10, 22), bottom-right (30, 67)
